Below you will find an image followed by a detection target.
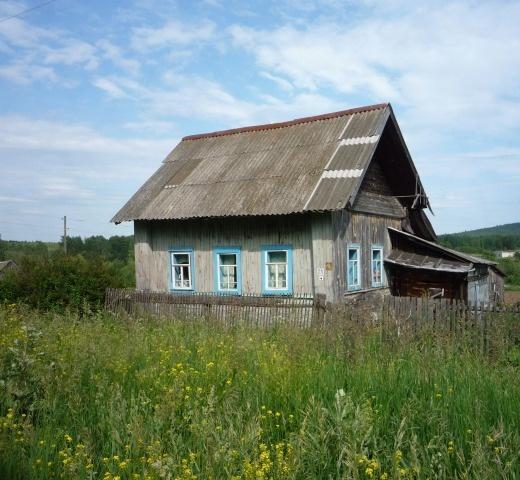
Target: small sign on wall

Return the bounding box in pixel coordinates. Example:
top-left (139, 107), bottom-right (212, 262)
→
top-left (325, 262), bottom-right (333, 271)
top-left (317, 267), bottom-right (324, 281)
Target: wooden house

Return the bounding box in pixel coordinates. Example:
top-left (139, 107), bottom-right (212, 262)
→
top-left (113, 103), bottom-right (504, 305)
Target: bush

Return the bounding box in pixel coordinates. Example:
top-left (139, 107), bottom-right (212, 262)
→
top-left (0, 254), bottom-right (130, 311)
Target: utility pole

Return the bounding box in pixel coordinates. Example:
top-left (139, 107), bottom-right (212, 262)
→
top-left (63, 216), bottom-right (67, 254)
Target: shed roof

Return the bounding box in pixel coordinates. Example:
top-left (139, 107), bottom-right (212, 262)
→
top-left (386, 228), bottom-right (503, 274)
top-left (112, 103), bottom-right (421, 223)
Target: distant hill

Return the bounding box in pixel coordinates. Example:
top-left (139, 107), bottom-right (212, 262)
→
top-left (438, 222), bottom-right (520, 254)
top-left (444, 222), bottom-right (520, 237)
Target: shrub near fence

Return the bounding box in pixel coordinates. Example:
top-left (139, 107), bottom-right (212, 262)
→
top-left (105, 289), bottom-right (520, 353)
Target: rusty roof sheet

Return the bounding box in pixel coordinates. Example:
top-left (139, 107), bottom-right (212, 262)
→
top-left (112, 103), bottom-right (390, 223)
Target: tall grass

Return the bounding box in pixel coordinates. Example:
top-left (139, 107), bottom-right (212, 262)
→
top-left (0, 304), bottom-right (519, 479)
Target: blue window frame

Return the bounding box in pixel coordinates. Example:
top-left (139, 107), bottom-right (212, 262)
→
top-left (213, 247), bottom-right (242, 294)
top-left (347, 244), bottom-right (361, 291)
top-left (168, 248), bottom-right (195, 291)
top-left (261, 245), bottom-right (293, 295)
top-left (371, 245), bottom-right (384, 287)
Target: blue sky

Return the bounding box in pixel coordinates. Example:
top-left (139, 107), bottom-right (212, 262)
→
top-left (0, 0), bottom-right (519, 241)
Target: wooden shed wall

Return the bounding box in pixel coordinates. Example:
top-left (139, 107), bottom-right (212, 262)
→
top-left (134, 215), bottom-right (319, 295)
top-left (387, 264), bottom-right (467, 300)
top-left (489, 268), bottom-right (505, 303)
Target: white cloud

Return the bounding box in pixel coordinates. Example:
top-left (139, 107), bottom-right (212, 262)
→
top-left (92, 77), bottom-right (128, 98)
top-left (38, 176), bottom-right (93, 199)
top-left (0, 115), bottom-right (173, 160)
top-left (229, 1), bottom-right (520, 135)
top-left (0, 62), bottom-right (58, 84)
top-left (0, 195), bottom-right (34, 203)
top-left (97, 39), bottom-right (140, 75)
top-left (131, 19), bottom-right (216, 50)
top-left (0, 16), bottom-right (57, 49)
top-left (41, 39), bottom-right (98, 70)
top-left (259, 71), bottom-right (294, 92)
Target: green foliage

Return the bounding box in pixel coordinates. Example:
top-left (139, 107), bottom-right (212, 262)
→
top-left (0, 308), bottom-right (519, 479)
top-left (439, 233), bottom-right (520, 252)
top-left (500, 257), bottom-right (520, 286)
top-left (0, 240), bottom-right (49, 263)
top-left (438, 225), bottom-right (520, 287)
top-left (61, 235), bottom-right (133, 263)
top-left (0, 254), bottom-right (131, 311)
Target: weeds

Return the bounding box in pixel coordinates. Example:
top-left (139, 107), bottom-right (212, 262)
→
top-left (0, 304), bottom-right (519, 479)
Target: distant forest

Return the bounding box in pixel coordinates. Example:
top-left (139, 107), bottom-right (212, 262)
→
top-left (438, 222), bottom-right (520, 253)
top-left (0, 235), bottom-right (133, 264)
top-left (438, 222), bottom-right (520, 288)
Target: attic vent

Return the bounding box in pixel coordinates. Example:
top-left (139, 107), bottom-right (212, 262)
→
top-left (164, 157), bottom-right (203, 188)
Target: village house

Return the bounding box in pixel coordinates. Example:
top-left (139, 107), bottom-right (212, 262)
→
top-left (113, 103), bottom-right (504, 305)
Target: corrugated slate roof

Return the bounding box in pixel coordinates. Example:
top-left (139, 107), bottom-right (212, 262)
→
top-left (112, 103), bottom-right (390, 223)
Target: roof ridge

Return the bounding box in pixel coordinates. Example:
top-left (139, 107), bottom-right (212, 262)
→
top-left (182, 102), bottom-right (389, 141)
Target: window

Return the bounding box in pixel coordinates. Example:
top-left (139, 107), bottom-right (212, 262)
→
top-left (347, 244), bottom-right (361, 291)
top-left (371, 246), bottom-right (384, 287)
top-left (262, 245), bottom-right (293, 295)
top-left (214, 248), bottom-right (241, 294)
top-left (169, 249), bottom-right (194, 291)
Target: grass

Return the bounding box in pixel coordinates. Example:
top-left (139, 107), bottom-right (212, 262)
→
top-left (0, 305), bottom-right (519, 479)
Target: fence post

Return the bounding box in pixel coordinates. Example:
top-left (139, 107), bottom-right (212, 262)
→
top-left (313, 294), bottom-right (327, 327)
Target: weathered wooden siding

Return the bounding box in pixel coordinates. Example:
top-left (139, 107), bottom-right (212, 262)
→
top-left (489, 268), bottom-right (505, 303)
top-left (352, 158), bottom-right (405, 218)
top-left (310, 213), bottom-right (334, 300)
top-left (134, 215), bottom-right (314, 295)
top-left (387, 264), bottom-right (467, 299)
top-left (346, 212), bottom-right (401, 292)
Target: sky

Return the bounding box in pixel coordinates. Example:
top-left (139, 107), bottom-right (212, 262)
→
top-left (0, 0), bottom-right (519, 241)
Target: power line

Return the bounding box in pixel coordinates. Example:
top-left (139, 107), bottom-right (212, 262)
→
top-left (0, 0), bottom-right (58, 24)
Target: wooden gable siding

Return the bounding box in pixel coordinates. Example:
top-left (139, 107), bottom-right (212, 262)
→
top-left (332, 211), bottom-right (401, 299)
top-left (134, 216), bottom-right (315, 295)
top-left (352, 158), bottom-right (405, 218)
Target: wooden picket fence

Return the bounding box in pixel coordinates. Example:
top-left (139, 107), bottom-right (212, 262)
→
top-left (104, 289), bottom-right (320, 328)
top-left (381, 296), bottom-right (520, 353)
top-left (105, 289), bottom-right (520, 352)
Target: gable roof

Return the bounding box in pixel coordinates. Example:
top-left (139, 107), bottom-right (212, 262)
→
top-left (112, 103), bottom-right (426, 223)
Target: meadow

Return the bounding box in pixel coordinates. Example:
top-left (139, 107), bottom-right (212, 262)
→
top-left (0, 305), bottom-right (519, 479)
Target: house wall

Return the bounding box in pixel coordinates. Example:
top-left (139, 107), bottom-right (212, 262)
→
top-left (134, 215), bottom-right (318, 296)
top-left (331, 211), bottom-right (401, 301)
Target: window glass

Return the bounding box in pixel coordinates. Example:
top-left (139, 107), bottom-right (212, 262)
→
top-left (371, 247), bottom-right (383, 286)
top-left (218, 253), bottom-right (238, 291)
top-left (347, 247), bottom-right (360, 289)
top-left (171, 252), bottom-right (192, 289)
top-left (266, 250), bottom-right (288, 289)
